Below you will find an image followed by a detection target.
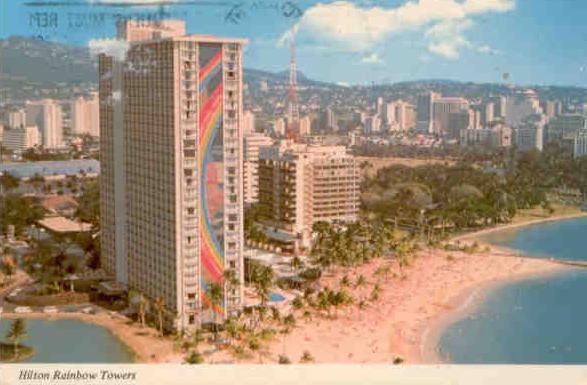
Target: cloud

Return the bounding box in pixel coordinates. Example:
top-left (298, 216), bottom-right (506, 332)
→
top-left (361, 53), bottom-right (383, 64)
top-left (282, 0), bottom-right (514, 57)
top-left (89, 38), bottom-right (130, 61)
top-left (425, 18), bottom-right (500, 59)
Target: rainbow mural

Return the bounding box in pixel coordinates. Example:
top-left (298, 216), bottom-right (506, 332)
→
top-left (198, 44), bottom-right (225, 316)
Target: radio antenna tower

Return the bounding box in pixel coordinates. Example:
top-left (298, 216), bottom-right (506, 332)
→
top-left (286, 37), bottom-right (300, 141)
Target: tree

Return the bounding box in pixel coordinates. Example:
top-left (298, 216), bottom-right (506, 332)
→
top-left (129, 290), bottom-right (148, 327)
top-left (0, 172), bottom-right (20, 192)
top-left (153, 297), bottom-right (166, 337)
top-left (0, 194), bottom-right (46, 236)
top-left (209, 282), bottom-right (224, 340)
top-left (300, 350), bottom-right (314, 363)
top-left (185, 350), bottom-right (204, 364)
top-left (75, 179), bottom-right (100, 229)
top-left (6, 319), bottom-right (28, 356)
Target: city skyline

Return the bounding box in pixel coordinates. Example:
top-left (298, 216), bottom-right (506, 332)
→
top-left (2, 0), bottom-right (587, 87)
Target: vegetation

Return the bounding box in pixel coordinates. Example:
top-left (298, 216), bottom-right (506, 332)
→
top-left (75, 179), bottom-right (100, 229)
top-left (4, 319), bottom-right (29, 359)
top-left (184, 350), bottom-right (204, 364)
top-left (0, 194), bottom-right (46, 235)
top-left (361, 145), bottom-right (587, 237)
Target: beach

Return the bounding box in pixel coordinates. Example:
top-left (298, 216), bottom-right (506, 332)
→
top-left (5, 212), bottom-right (585, 364)
top-left (250, 246), bottom-right (564, 364)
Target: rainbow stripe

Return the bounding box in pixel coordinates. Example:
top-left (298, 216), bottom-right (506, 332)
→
top-left (199, 46), bottom-right (225, 317)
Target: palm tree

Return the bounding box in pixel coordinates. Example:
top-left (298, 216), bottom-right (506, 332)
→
top-left (290, 256), bottom-right (303, 275)
top-left (299, 350), bottom-right (314, 363)
top-left (209, 282), bottom-right (224, 340)
top-left (153, 297), bottom-right (166, 337)
top-left (129, 290), bottom-right (148, 327)
top-left (5, 319), bottom-right (28, 356)
top-left (185, 350), bottom-right (204, 364)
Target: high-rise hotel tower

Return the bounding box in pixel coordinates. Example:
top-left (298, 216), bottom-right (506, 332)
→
top-left (99, 20), bottom-right (246, 330)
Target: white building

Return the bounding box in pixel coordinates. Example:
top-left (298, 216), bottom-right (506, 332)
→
top-left (243, 110), bottom-right (255, 136)
top-left (258, 142), bottom-right (360, 252)
top-left (460, 124), bottom-right (512, 148)
top-left (99, 19), bottom-right (246, 330)
top-left (299, 115), bottom-right (311, 137)
top-left (26, 99), bottom-right (63, 149)
top-left (505, 90), bottom-right (544, 128)
top-left (515, 121), bottom-right (544, 152)
top-left (274, 117), bottom-right (286, 137)
top-left (244, 133), bottom-right (273, 205)
top-left (2, 125), bottom-right (40, 152)
top-left (71, 93), bottom-right (100, 137)
top-left (574, 130), bottom-right (587, 159)
top-left (8, 109), bottom-right (26, 129)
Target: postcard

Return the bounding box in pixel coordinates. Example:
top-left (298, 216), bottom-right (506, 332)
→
top-left (1, 0), bottom-right (587, 384)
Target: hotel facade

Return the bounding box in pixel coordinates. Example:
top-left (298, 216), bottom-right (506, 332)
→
top-left (99, 20), bottom-right (246, 330)
top-left (258, 142), bottom-right (360, 252)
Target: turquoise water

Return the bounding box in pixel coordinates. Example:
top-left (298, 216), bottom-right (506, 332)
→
top-left (479, 217), bottom-right (587, 261)
top-left (439, 217), bottom-right (587, 364)
top-left (269, 292), bottom-right (286, 302)
top-left (0, 319), bottom-right (134, 363)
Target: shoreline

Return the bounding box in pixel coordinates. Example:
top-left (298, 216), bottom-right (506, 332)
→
top-left (451, 211), bottom-right (587, 243)
top-left (418, 265), bottom-right (570, 364)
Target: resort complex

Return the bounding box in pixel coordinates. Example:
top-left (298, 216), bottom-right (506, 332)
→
top-left (1, 5), bottom-right (587, 369)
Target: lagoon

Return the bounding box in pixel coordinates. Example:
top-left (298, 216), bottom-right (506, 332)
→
top-left (0, 319), bottom-right (134, 363)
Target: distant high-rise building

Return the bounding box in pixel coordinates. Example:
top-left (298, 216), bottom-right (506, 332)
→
top-left (243, 110), bottom-right (255, 136)
top-left (259, 79), bottom-right (269, 92)
top-left (26, 99), bottom-right (63, 149)
top-left (416, 91), bottom-right (440, 133)
top-left (2, 125), bottom-right (40, 152)
top-left (299, 115), bottom-right (312, 137)
top-left (258, 142), bottom-right (360, 252)
top-left (515, 118), bottom-right (544, 152)
top-left (8, 109), bottom-right (26, 129)
top-left (363, 114), bottom-right (382, 135)
top-left (505, 90), bottom-right (544, 127)
top-left (72, 93), bottom-right (100, 137)
top-left (489, 95), bottom-right (507, 119)
top-left (432, 97), bottom-right (469, 136)
top-left (460, 124), bottom-right (512, 148)
top-left (244, 133), bottom-right (273, 205)
top-left (481, 102), bottom-right (494, 126)
top-left (274, 117), bottom-right (286, 137)
top-left (546, 114), bottom-right (586, 146)
top-left (448, 109), bottom-right (475, 138)
top-left (574, 130), bottom-right (587, 159)
top-left (386, 100), bottom-right (417, 131)
top-left (322, 107), bottom-right (338, 131)
top-left (376, 97), bottom-right (384, 115)
top-left (99, 19), bottom-right (246, 330)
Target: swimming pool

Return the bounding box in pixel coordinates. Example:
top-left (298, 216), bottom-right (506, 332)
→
top-left (269, 292), bottom-right (286, 302)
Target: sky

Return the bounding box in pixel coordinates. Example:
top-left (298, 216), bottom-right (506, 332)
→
top-left (1, 0), bottom-right (587, 87)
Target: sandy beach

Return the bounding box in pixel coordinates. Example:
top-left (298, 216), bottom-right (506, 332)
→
top-left (246, 247), bottom-right (565, 364)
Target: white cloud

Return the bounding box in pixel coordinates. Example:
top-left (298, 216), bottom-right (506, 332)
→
top-left (424, 18), bottom-right (500, 59)
top-left (283, 0), bottom-right (514, 57)
top-left (361, 53), bottom-right (383, 64)
top-left (88, 38), bottom-right (129, 61)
